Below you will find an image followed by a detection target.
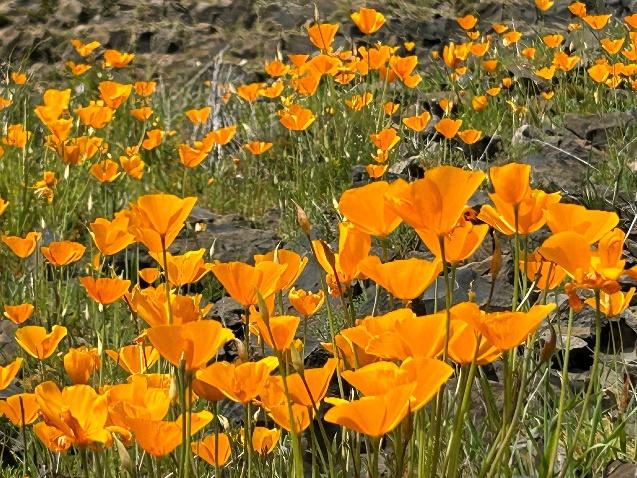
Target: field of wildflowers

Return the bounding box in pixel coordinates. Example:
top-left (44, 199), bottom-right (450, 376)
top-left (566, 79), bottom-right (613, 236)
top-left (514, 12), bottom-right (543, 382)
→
top-left (1, 1), bottom-right (637, 477)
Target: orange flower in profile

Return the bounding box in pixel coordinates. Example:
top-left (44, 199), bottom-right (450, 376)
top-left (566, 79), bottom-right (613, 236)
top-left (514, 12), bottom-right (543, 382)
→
top-left (211, 261), bottom-right (287, 306)
top-left (448, 319), bottom-right (501, 365)
top-left (105, 344), bottom-right (160, 374)
top-left (134, 81), bottom-right (157, 96)
top-left (41, 241), bottom-right (85, 266)
top-left (522, 251), bottom-right (567, 290)
top-left (11, 72), bottom-right (27, 84)
top-left (192, 433), bottom-right (232, 466)
top-left (63, 347), bottom-right (99, 384)
top-left (75, 101), bottom-right (114, 129)
top-left (457, 129), bottom-right (482, 144)
top-left (150, 248), bottom-right (211, 286)
top-left (402, 111), bottom-right (431, 132)
top-left (351, 7), bottom-right (385, 34)
top-left (236, 82), bottom-right (265, 102)
top-left (265, 59), bottom-right (290, 77)
top-left (254, 314), bottom-right (300, 352)
top-left (71, 39), bottom-right (101, 57)
top-left (80, 276), bottom-right (131, 305)
top-left (98, 81), bottom-right (133, 109)
top-left (385, 166), bottom-right (484, 238)
top-left (2, 124), bottom-right (31, 148)
top-left (585, 288), bottom-right (635, 317)
top-left (125, 414), bottom-right (211, 457)
top-left (128, 194), bottom-right (197, 252)
top-left (120, 153), bottom-right (145, 179)
top-left (278, 104), bottom-right (316, 131)
top-left (0, 393), bottom-right (39, 426)
top-left (457, 14), bottom-right (478, 30)
top-left (307, 23), bottom-right (339, 51)
top-left (345, 92), bottom-right (374, 111)
top-left (142, 129), bottom-right (164, 150)
top-left (546, 203), bottom-right (618, 244)
top-left (0, 357), bottom-right (23, 390)
top-left (185, 107), bottom-right (212, 125)
top-left (244, 141), bottom-right (273, 155)
top-left (103, 49), bottom-right (135, 68)
top-left (138, 267), bottom-right (160, 283)
top-left (358, 256), bottom-right (442, 300)
top-left (90, 159), bottom-right (120, 183)
top-left (3, 303), bottom-right (34, 324)
top-left (489, 163), bottom-right (531, 205)
top-left (195, 357), bottom-right (277, 403)
top-left (66, 61), bottom-right (92, 75)
top-left (2, 231), bottom-right (41, 258)
top-left (583, 14), bottom-right (611, 30)
top-left (252, 427), bottom-right (280, 455)
top-left (254, 249), bottom-right (308, 290)
top-left (569, 2), bottom-right (587, 17)
top-left (370, 128), bottom-right (400, 152)
top-left (536, 0), bottom-right (554, 11)
top-left (366, 163), bottom-right (388, 179)
top-left (325, 383), bottom-right (414, 437)
top-left (434, 118), bottom-right (463, 139)
top-left (146, 320), bottom-right (234, 370)
top-left (288, 288), bottom-right (325, 316)
top-left (209, 125), bottom-right (237, 145)
top-left (15, 325), bottom-right (67, 360)
top-left (90, 212), bottom-right (135, 255)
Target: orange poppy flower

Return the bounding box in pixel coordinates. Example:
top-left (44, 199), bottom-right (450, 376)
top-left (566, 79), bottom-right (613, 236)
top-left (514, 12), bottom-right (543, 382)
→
top-left (15, 325), bottom-right (67, 360)
top-left (126, 411), bottom-right (212, 457)
top-left (142, 129), bottom-right (164, 150)
top-left (71, 39), bottom-right (101, 57)
top-left (185, 107), bottom-right (211, 125)
top-left (288, 288), bottom-right (325, 316)
top-left (459, 302), bottom-right (556, 351)
top-left (345, 92), bottom-right (374, 111)
top-left (209, 125), bottom-right (237, 146)
top-left (2, 124), bottom-right (31, 148)
top-left (3, 303), bottom-right (34, 325)
top-left (448, 320), bottom-right (501, 365)
top-left (195, 357), bottom-right (277, 403)
top-left (370, 128), bottom-right (400, 152)
top-left (192, 433), bottom-right (232, 466)
top-left (522, 251), bottom-right (567, 290)
top-left (120, 153), bottom-right (145, 179)
top-left (138, 267), bottom-right (160, 284)
top-left (146, 320), bottom-right (234, 370)
top-left (417, 216), bottom-right (489, 264)
top-left (278, 104), bottom-right (316, 131)
top-left (254, 249), bottom-right (308, 291)
top-left (339, 181), bottom-right (403, 236)
top-left (402, 111), bottom-right (431, 132)
top-left (583, 14), bottom-right (611, 30)
top-left (307, 23), bottom-right (339, 51)
top-left (281, 358), bottom-right (337, 407)
top-left (569, 1), bottom-right (586, 17)
top-left (41, 241), bottom-right (85, 266)
top-left (244, 141), bottom-right (273, 156)
top-left (342, 357), bottom-right (452, 412)
top-left (358, 256), bottom-right (442, 300)
top-left (103, 49), bottom-right (135, 68)
top-left (385, 166), bottom-right (485, 238)
top-left (252, 427), bottom-right (280, 455)
top-left (0, 357), bottom-right (23, 390)
top-left (585, 288), bottom-right (635, 317)
top-left (105, 375), bottom-right (170, 428)
top-left (325, 383), bottom-right (413, 437)
top-left (366, 163), bottom-right (388, 178)
top-left (58, 135), bottom-right (104, 165)
top-left (80, 276), bottom-right (131, 305)
top-left (75, 101), bottom-right (114, 129)
top-left (90, 159), bottom-right (121, 183)
top-left (35, 381), bottom-right (115, 449)
top-left (457, 129), bottom-right (482, 144)
top-left (127, 284), bottom-right (211, 326)
top-left (90, 212), bottom-right (135, 256)
top-left (478, 189), bottom-right (562, 236)
top-left (254, 314), bottom-right (300, 352)
top-left (128, 194), bottom-right (197, 252)
top-left (312, 222), bottom-right (371, 293)
top-left (434, 118), bottom-right (463, 139)
top-left (11, 72), bottom-right (27, 84)
top-left (134, 81), bottom-right (157, 96)
top-left (63, 347), bottom-right (99, 384)
top-left (457, 14), bottom-right (478, 30)
top-left (489, 163), bottom-right (531, 205)
top-left (545, 203), bottom-right (618, 244)
top-left (211, 261), bottom-right (286, 307)
top-left (105, 344), bottom-right (160, 374)
top-left (0, 393), bottom-right (39, 425)
top-left (264, 401), bottom-right (313, 433)
top-left (98, 81), bottom-right (133, 109)
top-left (351, 7), bottom-right (385, 34)
top-left (265, 59), bottom-right (290, 77)
top-left (66, 61), bottom-right (92, 75)
top-left (2, 231), bottom-right (41, 258)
